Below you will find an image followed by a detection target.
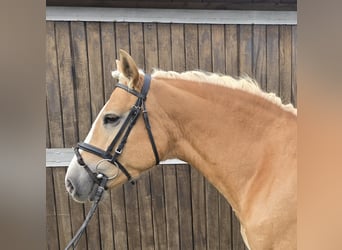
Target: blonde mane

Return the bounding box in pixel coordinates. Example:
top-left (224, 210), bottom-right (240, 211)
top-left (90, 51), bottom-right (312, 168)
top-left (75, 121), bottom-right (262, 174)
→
top-left (152, 70), bottom-right (297, 115)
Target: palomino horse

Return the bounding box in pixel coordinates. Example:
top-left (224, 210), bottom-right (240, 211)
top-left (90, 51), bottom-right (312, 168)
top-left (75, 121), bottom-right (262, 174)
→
top-left (65, 49), bottom-right (297, 250)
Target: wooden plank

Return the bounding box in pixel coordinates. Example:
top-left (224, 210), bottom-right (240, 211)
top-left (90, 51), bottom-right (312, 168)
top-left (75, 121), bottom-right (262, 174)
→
top-left (177, 165), bottom-right (194, 249)
top-left (46, 168), bottom-right (60, 250)
top-left (163, 165), bottom-right (180, 249)
top-left (53, 167), bottom-right (72, 249)
top-left (291, 25), bottom-right (297, 107)
top-left (55, 21), bottom-right (78, 147)
top-left (70, 21), bottom-right (91, 142)
top-left (253, 25), bottom-right (267, 90)
top-left (225, 25), bottom-right (238, 76)
top-left (232, 212), bottom-right (246, 250)
top-left (150, 166), bottom-right (167, 249)
top-left (279, 25), bottom-right (292, 104)
top-left (266, 25), bottom-right (280, 95)
top-left (212, 24), bottom-right (226, 74)
top-left (124, 182), bottom-right (142, 250)
top-left (143, 23), bottom-right (158, 73)
top-left (136, 171), bottom-right (155, 250)
top-left (100, 22), bottom-right (116, 101)
top-left (46, 21), bottom-right (64, 148)
top-left (130, 23), bottom-right (145, 70)
top-left (184, 24), bottom-right (199, 71)
top-left (239, 24), bottom-right (253, 76)
top-left (86, 22), bottom-right (105, 121)
top-left (219, 195), bottom-right (233, 250)
top-left (157, 24), bottom-right (172, 71)
top-left (55, 23), bottom-right (87, 249)
top-left (171, 24), bottom-right (185, 72)
top-left (68, 201), bottom-right (87, 250)
top-left (206, 180), bottom-right (220, 250)
top-left (110, 186), bottom-right (128, 249)
top-left (190, 167), bottom-right (207, 250)
top-left (98, 193), bottom-right (115, 250)
top-left (198, 24), bottom-right (212, 71)
top-left (115, 22), bottom-right (130, 54)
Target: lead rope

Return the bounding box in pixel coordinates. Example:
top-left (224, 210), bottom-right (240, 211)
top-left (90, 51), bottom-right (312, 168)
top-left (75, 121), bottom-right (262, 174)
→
top-left (64, 176), bottom-right (108, 250)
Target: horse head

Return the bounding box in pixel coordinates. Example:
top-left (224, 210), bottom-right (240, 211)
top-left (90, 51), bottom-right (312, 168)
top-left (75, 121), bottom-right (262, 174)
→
top-left (65, 50), bottom-right (167, 202)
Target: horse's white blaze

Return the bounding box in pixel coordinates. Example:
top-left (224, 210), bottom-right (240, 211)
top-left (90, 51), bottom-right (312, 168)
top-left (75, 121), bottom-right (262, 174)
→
top-left (84, 101), bottom-right (109, 144)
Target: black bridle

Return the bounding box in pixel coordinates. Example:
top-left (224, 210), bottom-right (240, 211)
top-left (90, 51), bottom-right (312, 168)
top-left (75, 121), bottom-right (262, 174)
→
top-left (74, 74), bottom-right (159, 185)
top-left (65, 74), bottom-right (159, 249)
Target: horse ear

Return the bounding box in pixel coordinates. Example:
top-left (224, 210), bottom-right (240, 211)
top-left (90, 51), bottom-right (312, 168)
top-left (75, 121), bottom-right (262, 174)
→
top-left (119, 49), bottom-right (139, 89)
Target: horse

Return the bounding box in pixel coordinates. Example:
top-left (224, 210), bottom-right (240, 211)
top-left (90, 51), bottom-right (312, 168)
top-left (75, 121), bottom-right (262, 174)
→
top-left (65, 49), bottom-right (297, 250)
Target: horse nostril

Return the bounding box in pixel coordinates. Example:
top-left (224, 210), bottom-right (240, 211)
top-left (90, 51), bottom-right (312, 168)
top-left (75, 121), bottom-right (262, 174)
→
top-left (66, 179), bottom-right (75, 194)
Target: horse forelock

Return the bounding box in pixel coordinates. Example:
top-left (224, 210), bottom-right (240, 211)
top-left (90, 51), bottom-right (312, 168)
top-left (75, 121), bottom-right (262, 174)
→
top-left (152, 69), bottom-right (297, 115)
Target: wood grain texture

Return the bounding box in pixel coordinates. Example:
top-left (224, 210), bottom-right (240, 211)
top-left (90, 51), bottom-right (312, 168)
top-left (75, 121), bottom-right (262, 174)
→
top-left (70, 21), bottom-right (91, 141)
top-left (253, 25), bottom-right (267, 90)
top-left (157, 24), bottom-right (172, 71)
top-left (279, 25), bottom-right (292, 104)
top-left (184, 24), bottom-right (199, 71)
top-left (86, 22), bottom-right (105, 122)
top-left (130, 23), bottom-right (145, 70)
top-left (177, 165), bottom-right (194, 250)
top-left (137, 171), bottom-right (155, 250)
top-left (163, 165), bottom-right (180, 249)
top-left (225, 25), bottom-right (238, 76)
top-left (53, 167), bottom-right (72, 248)
top-left (171, 24), bottom-right (185, 72)
top-left (55, 22), bottom-right (78, 147)
top-left (98, 189), bottom-right (115, 249)
top-left (150, 166), bottom-right (167, 249)
top-left (46, 21), bottom-right (64, 148)
top-left (198, 25), bottom-right (212, 71)
top-left (266, 25), bottom-right (280, 95)
top-left (239, 24), bottom-right (253, 76)
top-left (124, 182), bottom-right (141, 250)
top-left (143, 23), bottom-right (158, 73)
top-left (110, 186), bottom-right (128, 249)
top-left (100, 22), bottom-right (117, 101)
top-left (46, 168), bottom-right (59, 250)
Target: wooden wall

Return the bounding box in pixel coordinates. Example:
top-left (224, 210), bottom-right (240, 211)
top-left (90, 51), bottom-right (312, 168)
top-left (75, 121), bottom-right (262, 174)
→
top-left (46, 21), bottom-right (297, 249)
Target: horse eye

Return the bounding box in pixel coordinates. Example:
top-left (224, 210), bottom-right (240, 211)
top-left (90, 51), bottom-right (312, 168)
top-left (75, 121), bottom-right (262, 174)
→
top-left (103, 114), bottom-right (121, 125)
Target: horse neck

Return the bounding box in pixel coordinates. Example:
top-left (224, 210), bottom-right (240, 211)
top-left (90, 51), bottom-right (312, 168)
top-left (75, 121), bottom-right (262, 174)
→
top-left (152, 77), bottom-right (297, 215)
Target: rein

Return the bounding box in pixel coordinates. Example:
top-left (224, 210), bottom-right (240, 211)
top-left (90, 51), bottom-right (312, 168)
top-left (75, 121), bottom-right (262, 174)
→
top-left (65, 74), bottom-right (159, 249)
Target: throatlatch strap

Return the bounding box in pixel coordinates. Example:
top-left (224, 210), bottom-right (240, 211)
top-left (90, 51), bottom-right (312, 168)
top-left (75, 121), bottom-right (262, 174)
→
top-left (142, 102), bottom-right (160, 164)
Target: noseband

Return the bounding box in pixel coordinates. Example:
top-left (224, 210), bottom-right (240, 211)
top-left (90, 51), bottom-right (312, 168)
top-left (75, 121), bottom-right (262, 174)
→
top-left (73, 74), bottom-right (160, 186)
